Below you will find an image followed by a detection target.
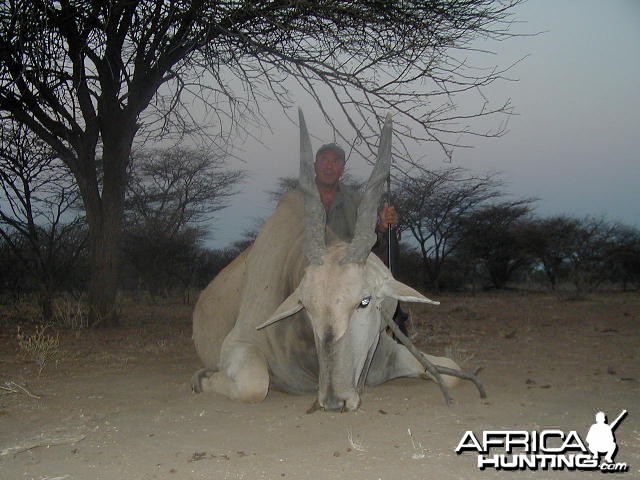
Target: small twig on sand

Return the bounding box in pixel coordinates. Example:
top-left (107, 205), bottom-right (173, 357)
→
top-left (0, 381), bottom-right (41, 399)
top-left (1, 433), bottom-right (86, 456)
top-left (347, 427), bottom-right (367, 452)
top-left (384, 316), bottom-right (487, 405)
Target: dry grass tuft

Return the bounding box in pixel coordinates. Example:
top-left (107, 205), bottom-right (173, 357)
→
top-left (407, 428), bottom-right (428, 459)
top-left (347, 427), bottom-right (367, 452)
top-left (444, 343), bottom-right (475, 369)
top-left (54, 294), bottom-right (88, 330)
top-left (16, 324), bottom-right (60, 375)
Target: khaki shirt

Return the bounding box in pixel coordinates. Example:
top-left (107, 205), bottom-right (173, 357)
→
top-left (325, 183), bottom-right (362, 242)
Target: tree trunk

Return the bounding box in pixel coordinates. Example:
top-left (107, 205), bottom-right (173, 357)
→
top-left (82, 124), bottom-right (133, 328)
top-left (87, 214), bottom-right (123, 327)
top-left (37, 283), bottom-right (54, 322)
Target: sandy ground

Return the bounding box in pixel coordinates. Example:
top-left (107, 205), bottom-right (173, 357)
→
top-left (1, 291), bottom-right (639, 480)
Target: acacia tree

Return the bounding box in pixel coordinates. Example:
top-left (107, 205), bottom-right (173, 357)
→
top-left (0, 120), bottom-right (87, 318)
top-left (123, 146), bottom-right (245, 297)
top-left (520, 216), bottom-right (640, 291)
top-left (0, 0), bottom-right (520, 325)
top-left (566, 217), bottom-right (623, 293)
top-left (456, 200), bottom-right (534, 289)
top-left (605, 224), bottom-right (640, 291)
top-left (395, 167), bottom-right (504, 289)
top-left (519, 216), bottom-right (581, 289)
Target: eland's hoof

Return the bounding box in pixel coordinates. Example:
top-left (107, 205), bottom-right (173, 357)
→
top-left (191, 368), bottom-right (214, 393)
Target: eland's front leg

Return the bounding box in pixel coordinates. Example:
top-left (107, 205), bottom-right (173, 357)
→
top-left (192, 343), bottom-right (270, 403)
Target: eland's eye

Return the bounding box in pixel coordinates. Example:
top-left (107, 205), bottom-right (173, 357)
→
top-left (358, 296), bottom-right (371, 309)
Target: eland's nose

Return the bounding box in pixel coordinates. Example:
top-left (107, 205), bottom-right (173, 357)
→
top-left (319, 393), bottom-right (360, 412)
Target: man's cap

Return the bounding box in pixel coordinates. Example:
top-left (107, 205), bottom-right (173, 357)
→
top-left (315, 143), bottom-right (346, 163)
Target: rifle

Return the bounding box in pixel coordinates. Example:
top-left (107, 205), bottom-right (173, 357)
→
top-left (610, 409), bottom-right (628, 431)
top-left (386, 170), bottom-right (393, 274)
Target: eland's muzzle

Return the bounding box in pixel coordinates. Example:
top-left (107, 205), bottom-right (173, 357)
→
top-left (319, 390), bottom-right (361, 412)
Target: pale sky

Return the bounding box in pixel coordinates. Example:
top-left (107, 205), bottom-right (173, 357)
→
top-left (208, 0), bottom-right (640, 248)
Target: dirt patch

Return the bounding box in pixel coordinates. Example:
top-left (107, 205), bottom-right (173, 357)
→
top-left (1, 292), bottom-right (639, 479)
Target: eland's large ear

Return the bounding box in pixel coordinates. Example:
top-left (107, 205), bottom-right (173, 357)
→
top-left (256, 289), bottom-right (304, 330)
top-left (381, 278), bottom-right (440, 305)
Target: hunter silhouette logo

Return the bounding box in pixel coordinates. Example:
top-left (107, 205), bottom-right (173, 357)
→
top-left (455, 409), bottom-right (629, 473)
top-left (586, 410), bottom-right (627, 464)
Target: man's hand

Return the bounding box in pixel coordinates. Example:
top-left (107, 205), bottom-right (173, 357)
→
top-left (377, 202), bottom-right (398, 233)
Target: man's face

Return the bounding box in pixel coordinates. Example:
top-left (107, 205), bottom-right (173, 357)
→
top-left (314, 150), bottom-right (345, 187)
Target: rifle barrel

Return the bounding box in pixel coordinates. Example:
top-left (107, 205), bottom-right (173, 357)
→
top-left (610, 409), bottom-right (628, 430)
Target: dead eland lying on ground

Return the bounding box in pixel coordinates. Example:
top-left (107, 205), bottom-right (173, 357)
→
top-left (192, 111), bottom-right (472, 411)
